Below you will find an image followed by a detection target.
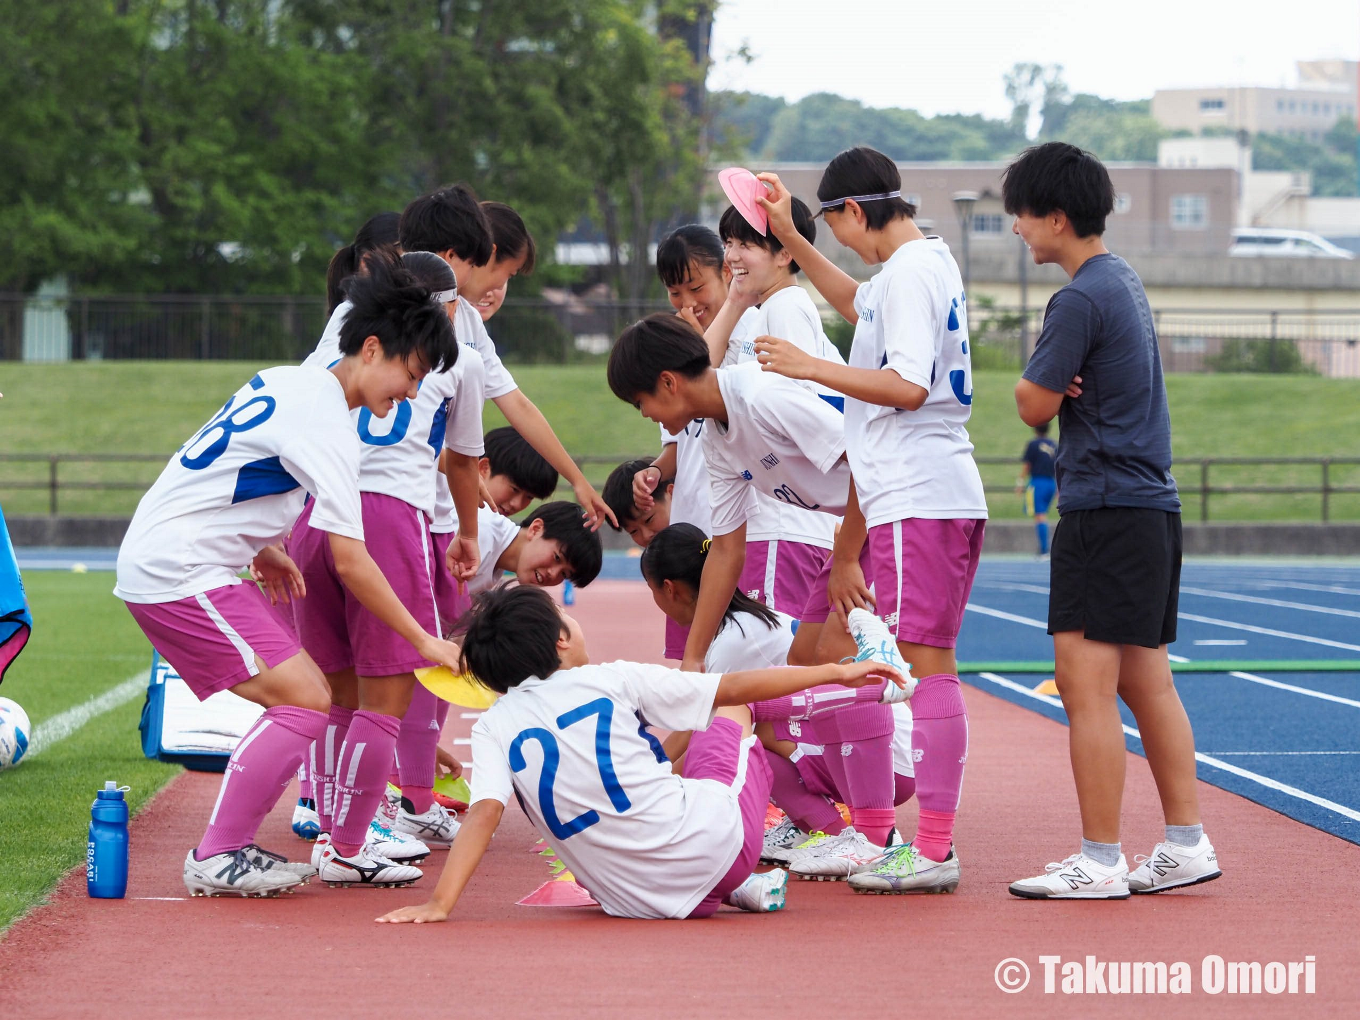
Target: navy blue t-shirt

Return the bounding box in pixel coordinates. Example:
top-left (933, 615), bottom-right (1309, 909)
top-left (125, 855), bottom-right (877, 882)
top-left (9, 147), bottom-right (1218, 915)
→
top-left (1023, 437), bottom-right (1057, 478)
top-left (1022, 254), bottom-right (1180, 513)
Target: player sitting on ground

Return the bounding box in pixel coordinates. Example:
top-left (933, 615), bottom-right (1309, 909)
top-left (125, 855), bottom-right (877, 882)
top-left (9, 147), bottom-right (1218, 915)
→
top-left (376, 584), bottom-right (904, 923)
top-left (602, 457), bottom-right (675, 548)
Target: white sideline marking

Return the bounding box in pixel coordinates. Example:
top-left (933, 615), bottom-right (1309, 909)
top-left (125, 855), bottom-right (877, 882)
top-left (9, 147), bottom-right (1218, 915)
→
top-left (965, 602), bottom-right (1189, 660)
top-left (1181, 586), bottom-right (1360, 620)
top-left (27, 671), bottom-right (148, 758)
top-left (1228, 671), bottom-right (1360, 709)
top-left (976, 672), bottom-right (1360, 824)
top-left (1206, 751), bottom-right (1360, 756)
top-left (1255, 581), bottom-right (1360, 598)
top-left (1194, 639), bottom-right (1248, 646)
top-left (1177, 612), bottom-right (1360, 652)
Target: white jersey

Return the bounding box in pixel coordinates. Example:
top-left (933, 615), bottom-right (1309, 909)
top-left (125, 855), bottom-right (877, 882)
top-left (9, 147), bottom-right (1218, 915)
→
top-left (704, 610), bottom-right (796, 672)
top-left (454, 298), bottom-right (517, 400)
top-left (469, 661), bottom-right (747, 919)
top-left (847, 238), bottom-right (988, 527)
top-left (890, 702), bottom-right (915, 779)
top-left (429, 349), bottom-right (489, 534)
top-left (467, 508), bottom-right (522, 593)
top-left (306, 302), bottom-right (486, 520)
top-left (703, 363), bottom-right (850, 537)
top-left (115, 366), bottom-right (362, 604)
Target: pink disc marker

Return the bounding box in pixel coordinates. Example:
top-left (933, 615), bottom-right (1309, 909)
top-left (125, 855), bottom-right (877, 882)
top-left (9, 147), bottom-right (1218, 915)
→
top-left (718, 167), bottom-right (769, 235)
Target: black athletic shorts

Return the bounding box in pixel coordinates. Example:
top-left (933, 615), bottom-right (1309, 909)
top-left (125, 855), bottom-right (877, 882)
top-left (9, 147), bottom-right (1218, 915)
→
top-left (1048, 508), bottom-right (1182, 648)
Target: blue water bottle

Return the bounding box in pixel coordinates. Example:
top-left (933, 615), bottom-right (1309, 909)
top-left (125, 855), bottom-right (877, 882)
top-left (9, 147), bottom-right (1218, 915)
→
top-left (87, 781), bottom-right (129, 899)
top-left (563, 578), bottom-right (575, 606)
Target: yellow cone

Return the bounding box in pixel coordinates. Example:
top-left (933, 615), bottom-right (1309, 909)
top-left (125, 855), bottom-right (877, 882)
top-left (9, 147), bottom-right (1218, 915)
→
top-left (415, 666), bottom-right (499, 708)
top-left (1033, 678), bottom-right (1060, 696)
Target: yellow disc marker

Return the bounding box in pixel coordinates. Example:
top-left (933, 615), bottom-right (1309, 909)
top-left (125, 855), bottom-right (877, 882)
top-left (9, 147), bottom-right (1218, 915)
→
top-left (414, 666), bottom-right (499, 709)
top-left (1033, 678), bottom-right (1060, 696)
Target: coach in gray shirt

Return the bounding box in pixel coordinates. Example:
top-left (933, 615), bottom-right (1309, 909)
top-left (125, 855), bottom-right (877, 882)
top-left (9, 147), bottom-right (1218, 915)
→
top-left (1001, 143), bottom-right (1221, 902)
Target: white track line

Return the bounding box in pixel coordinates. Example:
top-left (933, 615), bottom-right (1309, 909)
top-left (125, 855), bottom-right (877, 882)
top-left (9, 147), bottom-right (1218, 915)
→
top-left (1177, 612), bottom-right (1360, 652)
top-left (1253, 581), bottom-right (1360, 598)
top-left (965, 603), bottom-right (1191, 661)
top-left (27, 671), bottom-right (148, 758)
top-left (976, 673), bottom-right (1360, 823)
top-left (1228, 671), bottom-right (1360, 709)
top-left (1193, 639), bottom-right (1247, 645)
top-left (1206, 751), bottom-right (1360, 756)
top-left (1180, 586), bottom-right (1360, 620)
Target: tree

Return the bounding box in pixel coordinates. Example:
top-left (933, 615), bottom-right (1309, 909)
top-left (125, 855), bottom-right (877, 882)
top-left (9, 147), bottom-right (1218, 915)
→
top-left (1004, 62), bottom-right (1067, 139)
top-left (1253, 121), bottom-right (1358, 197)
top-left (1041, 94), bottom-right (1168, 162)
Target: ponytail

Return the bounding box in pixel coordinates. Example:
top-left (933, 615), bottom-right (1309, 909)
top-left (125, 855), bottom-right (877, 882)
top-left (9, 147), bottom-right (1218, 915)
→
top-left (640, 523), bottom-right (778, 637)
top-left (326, 211), bottom-right (401, 316)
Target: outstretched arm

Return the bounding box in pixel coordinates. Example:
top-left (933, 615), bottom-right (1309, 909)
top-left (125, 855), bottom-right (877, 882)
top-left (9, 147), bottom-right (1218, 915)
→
top-left (716, 658), bottom-right (903, 706)
top-left (756, 172), bottom-right (860, 324)
top-left (375, 799), bottom-right (504, 924)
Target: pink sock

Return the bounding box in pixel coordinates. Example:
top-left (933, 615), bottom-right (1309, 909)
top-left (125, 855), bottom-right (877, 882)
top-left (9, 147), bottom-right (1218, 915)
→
top-left (197, 707), bottom-right (327, 859)
top-left (297, 761), bottom-right (313, 802)
top-left (909, 673), bottom-right (968, 862)
top-left (851, 806), bottom-right (898, 847)
top-left (752, 695), bottom-right (795, 723)
top-left (332, 710), bottom-right (401, 856)
top-left (767, 751), bottom-right (843, 834)
top-left (396, 683), bottom-right (440, 815)
top-left (894, 773), bottom-right (916, 806)
top-left (312, 704), bottom-right (353, 833)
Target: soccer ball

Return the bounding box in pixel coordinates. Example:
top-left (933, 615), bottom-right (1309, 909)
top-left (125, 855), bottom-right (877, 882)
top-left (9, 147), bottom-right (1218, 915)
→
top-left (0, 696), bottom-right (31, 769)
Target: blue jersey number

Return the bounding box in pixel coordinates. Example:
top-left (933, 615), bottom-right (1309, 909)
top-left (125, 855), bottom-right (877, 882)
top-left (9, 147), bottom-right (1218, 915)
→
top-left (509, 697), bottom-right (632, 840)
top-left (356, 402), bottom-right (412, 447)
top-left (180, 394), bottom-right (277, 471)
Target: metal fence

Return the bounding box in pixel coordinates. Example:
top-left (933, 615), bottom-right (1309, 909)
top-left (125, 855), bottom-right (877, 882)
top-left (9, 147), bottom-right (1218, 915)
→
top-left (4, 453), bottom-right (1358, 522)
top-left (5, 292), bottom-right (1360, 375)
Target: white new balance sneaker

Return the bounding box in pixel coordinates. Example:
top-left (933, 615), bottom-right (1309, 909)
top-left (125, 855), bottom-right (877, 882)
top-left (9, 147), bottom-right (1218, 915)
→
top-left (760, 818), bottom-right (809, 864)
top-left (318, 843), bottom-right (423, 888)
top-left (1129, 836), bottom-right (1221, 893)
top-left (394, 801), bottom-right (460, 848)
top-left (1009, 852), bottom-right (1131, 900)
top-left (846, 608), bottom-right (916, 701)
top-left (184, 848), bottom-right (304, 898)
top-left (291, 799), bottom-right (320, 841)
top-left (848, 843), bottom-right (961, 894)
top-left (788, 827), bottom-right (885, 881)
top-left (367, 819), bottom-right (431, 863)
top-left (727, 869), bottom-right (789, 912)
top-left (241, 844), bottom-right (317, 884)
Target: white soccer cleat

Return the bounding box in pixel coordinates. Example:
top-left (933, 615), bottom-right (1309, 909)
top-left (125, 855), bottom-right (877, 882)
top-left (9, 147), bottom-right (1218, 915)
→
top-left (788, 827), bottom-right (886, 881)
top-left (768, 829), bottom-right (837, 866)
top-left (1008, 852), bottom-right (1131, 900)
top-left (760, 817), bottom-right (810, 864)
top-left (241, 843), bottom-right (318, 884)
top-left (727, 869), bottom-right (789, 913)
top-left (367, 819), bottom-right (431, 863)
top-left (291, 799), bottom-right (320, 841)
top-left (183, 849), bottom-right (304, 898)
top-left (846, 608), bottom-right (915, 701)
top-left (1129, 836), bottom-right (1221, 893)
top-left (374, 785), bottom-right (401, 830)
top-left (310, 832), bottom-right (330, 871)
top-left (848, 842), bottom-right (961, 895)
top-left (394, 801), bottom-right (461, 848)
top-left (318, 842), bottom-right (423, 888)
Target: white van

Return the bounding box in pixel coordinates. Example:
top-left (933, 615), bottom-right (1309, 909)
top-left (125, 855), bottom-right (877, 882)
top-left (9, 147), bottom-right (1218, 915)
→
top-left (1229, 228), bottom-right (1355, 259)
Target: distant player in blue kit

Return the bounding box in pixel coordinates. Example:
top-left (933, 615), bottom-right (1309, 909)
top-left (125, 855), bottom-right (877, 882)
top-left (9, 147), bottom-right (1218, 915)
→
top-left (1018, 423), bottom-right (1058, 555)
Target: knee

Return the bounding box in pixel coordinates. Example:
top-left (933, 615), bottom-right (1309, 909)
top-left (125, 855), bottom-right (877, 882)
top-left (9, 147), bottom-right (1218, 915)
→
top-left (293, 686), bottom-right (331, 715)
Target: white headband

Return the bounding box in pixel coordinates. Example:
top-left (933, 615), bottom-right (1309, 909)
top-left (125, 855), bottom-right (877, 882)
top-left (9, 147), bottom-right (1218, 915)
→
top-left (820, 190), bottom-right (902, 209)
top-left (430, 287), bottom-right (458, 304)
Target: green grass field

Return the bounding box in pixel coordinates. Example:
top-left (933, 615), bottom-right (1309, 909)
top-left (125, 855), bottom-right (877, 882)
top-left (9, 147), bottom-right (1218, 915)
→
top-left (0, 573), bottom-right (178, 931)
top-left (3, 362), bottom-right (1360, 520)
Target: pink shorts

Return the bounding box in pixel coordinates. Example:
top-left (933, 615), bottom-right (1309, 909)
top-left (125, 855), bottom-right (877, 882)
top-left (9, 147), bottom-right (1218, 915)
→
top-left (664, 539), bottom-right (828, 659)
top-left (431, 531), bottom-right (470, 635)
top-left (126, 582), bottom-right (302, 700)
top-left (867, 518), bottom-right (985, 647)
top-left (289, 492), bottom-right (440, 676)
top-left (683, 717), bottom-right (773, 918)
top-left (798, 544), bottom-right (872, 624)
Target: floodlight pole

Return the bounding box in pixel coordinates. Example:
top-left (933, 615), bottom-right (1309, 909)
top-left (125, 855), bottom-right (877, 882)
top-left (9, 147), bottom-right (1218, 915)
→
top-left (952, 191), bottom-right (979, 296)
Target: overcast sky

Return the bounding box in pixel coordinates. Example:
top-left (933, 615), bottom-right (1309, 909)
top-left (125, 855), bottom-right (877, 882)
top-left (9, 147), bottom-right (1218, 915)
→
top-left (709, 0), bottom-right (1360, 120)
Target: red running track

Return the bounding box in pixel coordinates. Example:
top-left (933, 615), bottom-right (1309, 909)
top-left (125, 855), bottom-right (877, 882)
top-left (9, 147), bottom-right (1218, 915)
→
top-left (2, 580), bottom-right (1357, 1018)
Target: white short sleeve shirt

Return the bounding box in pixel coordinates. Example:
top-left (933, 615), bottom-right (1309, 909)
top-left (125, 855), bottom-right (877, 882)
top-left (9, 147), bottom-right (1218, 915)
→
top-left (454, 299), bottom-right (518, 400)
top-left (703, 611), bottom-right (797, 673)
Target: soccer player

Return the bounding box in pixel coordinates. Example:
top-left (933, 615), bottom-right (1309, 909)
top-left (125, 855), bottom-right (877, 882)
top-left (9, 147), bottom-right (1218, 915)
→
top-left (376, 584), bottom-right (905, 923)
top-left (1003, 142), bottom-right (1218, 899)
top-left (398, 189), bottom-right (615, 529)
top-left (476, 425), bottom-right (559, 517)
top-left (114, 257), bottom-right (463, 898)
top-left (462, 500), bottom-right (603, 597)
top-left (1018, 423), bottom-right (1058, 557)
top-left (291, 252), bottom-right (483, 881)
top-left (752, 149), bottom-right (986, 893)
top-left (325, 212), bottom-right (399, 317)
top-left (603, 456), bottom-right (675, 549)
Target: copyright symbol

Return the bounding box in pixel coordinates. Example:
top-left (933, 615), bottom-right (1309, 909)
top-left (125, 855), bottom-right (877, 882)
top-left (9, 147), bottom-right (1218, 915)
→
top-left (994, 957), bottom-right (1030, 993)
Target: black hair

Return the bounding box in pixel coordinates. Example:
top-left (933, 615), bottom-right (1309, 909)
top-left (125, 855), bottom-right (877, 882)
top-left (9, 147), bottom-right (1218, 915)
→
top-left (522, 501), bottom-right (602, 587)
top-left (327, 212), bottom-right (400, 316)
top-left (718, 197), bottom-right (816, 275)
top-left (1034, 422), bottom-right (1050, 436)
top-left (656, 224), bottom-right (724, 288)
top-left (337, 251), bottom-right (458, 372)
top-left (602, 457), bottom-right (673, 531)
top-left (400, 250), bottom-right (458, 296)
top-left (640, 523), bottom-right (779, 637)
top-left (399, 184), bottom-right (494, 266)
top-left (817, 146), bottom-right (916, 228)
top-left (458, 584), bottom-right (567, 694)
top-left (1002, 142), bottom-right (1114, 239)
top-left (606, 313), bottom-right (710, 403)
top-left (481, 201), bottom-right (536, 275)
top-left (483, 425), bottom-right (557, 499)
